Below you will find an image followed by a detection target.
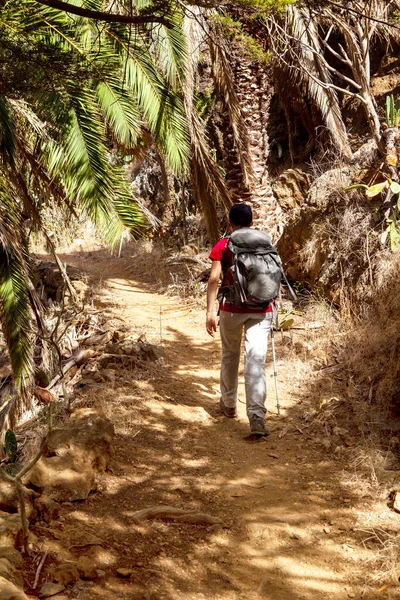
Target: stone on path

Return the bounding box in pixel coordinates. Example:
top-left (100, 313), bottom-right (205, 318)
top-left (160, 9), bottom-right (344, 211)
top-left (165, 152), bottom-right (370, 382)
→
top-left (39, 582), bottom-right (66, 598)
top-left (77, 556), bottom-right (98, 580)
top-left (116, 568), bottom-right (133, 578)
top-left (51, 562), bottom-right (80, 585)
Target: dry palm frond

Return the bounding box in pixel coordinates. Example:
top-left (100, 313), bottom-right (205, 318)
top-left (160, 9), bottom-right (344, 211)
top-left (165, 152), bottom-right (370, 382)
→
top-left (183, 11), bottom-right (232, 242)
top-left (209, 23), bottom-right (254, 189)
top-left (270, 5), bottom-right (352, 159)
top-left (7, 99), bottom-right (50, 140)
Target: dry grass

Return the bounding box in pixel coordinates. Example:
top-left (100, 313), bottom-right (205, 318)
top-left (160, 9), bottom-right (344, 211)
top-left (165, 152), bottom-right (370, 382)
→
top-left (123, 239), bottom-right (209, 306)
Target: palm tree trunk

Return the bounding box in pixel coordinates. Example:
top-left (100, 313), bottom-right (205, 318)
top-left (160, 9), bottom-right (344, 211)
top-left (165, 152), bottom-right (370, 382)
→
top-left (216, 47), bottom-right (282, 238)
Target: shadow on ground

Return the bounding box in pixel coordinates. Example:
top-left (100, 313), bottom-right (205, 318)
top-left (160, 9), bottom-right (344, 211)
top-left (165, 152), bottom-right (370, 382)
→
top-left (27, 245), bottom-right (386, 600)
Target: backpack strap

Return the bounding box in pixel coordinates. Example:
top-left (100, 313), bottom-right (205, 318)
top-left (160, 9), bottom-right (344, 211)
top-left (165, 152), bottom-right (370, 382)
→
top-left (228, 240), bottom-right (278, 257)
top-left (269, 255), bottom-right (297, 303)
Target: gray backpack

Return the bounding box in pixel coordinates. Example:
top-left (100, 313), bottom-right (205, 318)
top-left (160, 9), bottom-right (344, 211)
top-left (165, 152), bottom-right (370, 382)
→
top-left (219, 228), bottom-right (295, 309)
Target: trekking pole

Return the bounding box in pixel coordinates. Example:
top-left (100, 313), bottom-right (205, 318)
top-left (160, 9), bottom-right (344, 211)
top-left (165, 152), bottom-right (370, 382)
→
top-left (270, 326), bottom-right (280, 415)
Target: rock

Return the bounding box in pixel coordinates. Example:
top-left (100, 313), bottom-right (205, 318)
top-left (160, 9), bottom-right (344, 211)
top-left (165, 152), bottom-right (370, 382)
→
top-left (0, 548), bottom-right (23, 568)
top-left (323, 526), bottom-right (331, 534)
top-left (0, 575), bottom-right (28, 600)
top-left (0, 558), bottom-right (23, 588)
top-left (116, 568), bottom-right (133, 578)
top-left (0, 480), bottom-right (35, 516)
top-left (50, 563), bottom-right (80, 585)
top-left (76, 556), bottom-right (97, 580)
top-left (43, 408), bottom-right (114, 473)
top-left (0, 512), bottom-right (22, 548)
top-left (96, 569), bottom-right (106, 577)
top-left (39, 582), bottom-right (65, 598)
top-left (272, 168), bottom-right (310, 211)
top-left (29, 455), bottom-right (96, 502)
top-left (34, 496), bottom-right (60, 523)
top-left (112, 330), bottom-right (125, 342)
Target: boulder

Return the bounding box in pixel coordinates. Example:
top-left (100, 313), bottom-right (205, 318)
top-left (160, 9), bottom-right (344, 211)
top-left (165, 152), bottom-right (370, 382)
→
top-left (272, 168), bottom-right (310, 211)
top-left (0, 512), bottom-right (22, 548)
top-left (27, 409), bottom-right (114, 502)
top-left (0, 548), bottom-right (23, 568)
top-left (29, 455), bottom-right (96, 502)
top-left (43, 408), bottom-right (114, 473)
top-left (0, 558), bottom-right (23, 588)
top-left (0, 480), bottom-right (35, 518)
top-left (50, 563), bottom-right (80, 586)
top-left (0, 576), bottom-right (28, 600)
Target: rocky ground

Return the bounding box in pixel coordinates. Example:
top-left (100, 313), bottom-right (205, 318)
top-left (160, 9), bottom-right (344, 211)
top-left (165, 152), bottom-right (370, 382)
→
top-left (2, 242), bottom-right (400, 600)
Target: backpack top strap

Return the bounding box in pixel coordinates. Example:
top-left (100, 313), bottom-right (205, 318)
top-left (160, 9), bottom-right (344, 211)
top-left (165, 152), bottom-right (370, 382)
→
top-left (228, 242), bottom-right (279, 256)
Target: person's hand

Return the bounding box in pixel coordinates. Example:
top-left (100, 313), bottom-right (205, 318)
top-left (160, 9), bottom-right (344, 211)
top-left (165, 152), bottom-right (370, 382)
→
top-left (206, 314), bottom-right (217, 337)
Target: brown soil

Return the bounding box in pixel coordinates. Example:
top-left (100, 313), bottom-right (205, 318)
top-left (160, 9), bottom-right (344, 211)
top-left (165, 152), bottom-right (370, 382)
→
top-left (24, 245), bottom-right (400, 600)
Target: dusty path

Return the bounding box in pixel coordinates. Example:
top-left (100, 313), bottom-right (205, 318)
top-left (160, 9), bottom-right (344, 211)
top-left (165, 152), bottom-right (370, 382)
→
top-left (29, 246), bottom-right (394, 600)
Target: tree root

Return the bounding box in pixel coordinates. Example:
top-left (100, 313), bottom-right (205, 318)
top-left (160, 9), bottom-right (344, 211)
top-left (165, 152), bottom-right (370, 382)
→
top-left (131, 505), bottom-right (223, 525)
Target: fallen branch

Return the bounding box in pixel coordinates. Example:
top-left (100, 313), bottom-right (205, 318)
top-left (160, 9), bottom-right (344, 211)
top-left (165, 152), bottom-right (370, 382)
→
top-left (291, 321), bottom-right (325, 330)
top-left (33, 549), bottom-right (48, 590)
top-left (48, 348), bottom-right (94, 389)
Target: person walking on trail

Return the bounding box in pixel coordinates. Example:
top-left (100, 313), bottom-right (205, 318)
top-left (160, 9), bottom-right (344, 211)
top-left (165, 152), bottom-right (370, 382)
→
top-left (206, 203), bottom-right (273, 437)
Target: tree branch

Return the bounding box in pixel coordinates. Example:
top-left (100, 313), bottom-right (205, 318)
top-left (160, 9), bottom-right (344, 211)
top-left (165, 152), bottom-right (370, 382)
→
top-left (34, 0), bottom-right (172, 27)
top-left (320, 0), bottom-right (400, 31)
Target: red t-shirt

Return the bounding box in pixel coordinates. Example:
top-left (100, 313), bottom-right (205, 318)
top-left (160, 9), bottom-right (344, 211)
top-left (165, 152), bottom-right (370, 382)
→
top-left (209, 237), bottom-right (273, 314)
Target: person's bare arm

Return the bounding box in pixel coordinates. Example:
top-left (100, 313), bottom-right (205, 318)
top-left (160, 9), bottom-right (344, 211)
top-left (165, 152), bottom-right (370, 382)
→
top-left (206, 260), bottom-right (221, 337)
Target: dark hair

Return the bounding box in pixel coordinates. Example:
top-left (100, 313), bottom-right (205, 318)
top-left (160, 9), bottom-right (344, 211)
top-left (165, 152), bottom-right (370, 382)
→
top-left (229, 203), bottom-right (252, 227)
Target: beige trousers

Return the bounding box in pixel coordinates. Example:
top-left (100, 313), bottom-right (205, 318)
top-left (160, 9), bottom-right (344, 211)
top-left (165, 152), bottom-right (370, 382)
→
top-left (219, 311), bottom-right (273, 420)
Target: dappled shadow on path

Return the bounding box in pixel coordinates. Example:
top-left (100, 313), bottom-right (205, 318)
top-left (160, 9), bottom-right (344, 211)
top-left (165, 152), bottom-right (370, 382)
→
top-left (28, 246), bottom-right (376, 600)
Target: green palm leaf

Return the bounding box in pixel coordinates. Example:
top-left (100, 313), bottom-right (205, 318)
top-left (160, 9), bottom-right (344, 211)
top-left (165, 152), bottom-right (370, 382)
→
top-left (0, 180), bottom-right (32, 392)
top-left (95, 81), bottom-right (141, 148)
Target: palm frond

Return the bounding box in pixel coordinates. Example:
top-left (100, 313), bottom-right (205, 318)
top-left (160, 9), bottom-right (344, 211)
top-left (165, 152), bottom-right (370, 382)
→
top-left (0, 96), bottom-right (16, 165)
top-left (268, 6), bottom-right (352, 159)
top-left (288, 6), bottom-right (352, 157)
top-left (119, 43), bottom-right (190, 172)
top-left (95, 81), bottom-right (141, 148)
top-left (0, 180), bottom-right (32, 392)
top-left (183, 12), bottom-right (232, 242)
top-left (153, 12), bottom-right (187, 88)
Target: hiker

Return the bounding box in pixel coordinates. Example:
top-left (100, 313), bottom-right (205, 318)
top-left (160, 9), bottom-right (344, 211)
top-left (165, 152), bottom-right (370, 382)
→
top-left (206, 203), bottom-right (274, 437)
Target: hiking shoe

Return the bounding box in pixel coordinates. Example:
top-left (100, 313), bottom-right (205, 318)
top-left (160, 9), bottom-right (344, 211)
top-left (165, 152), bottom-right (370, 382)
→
top-left (249, 416), bottom-right (270, 437)
top-left (219, 398), bottom-right (237, 418)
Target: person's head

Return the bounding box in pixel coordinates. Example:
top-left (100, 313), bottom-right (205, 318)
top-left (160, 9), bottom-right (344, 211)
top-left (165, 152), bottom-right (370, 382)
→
top-left (229, 203), bottom-right (253, 228)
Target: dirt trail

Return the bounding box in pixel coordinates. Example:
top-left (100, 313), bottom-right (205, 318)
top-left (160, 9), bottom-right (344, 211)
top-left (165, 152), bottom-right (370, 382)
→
top-left (29, 247), bottom-right (389, 600)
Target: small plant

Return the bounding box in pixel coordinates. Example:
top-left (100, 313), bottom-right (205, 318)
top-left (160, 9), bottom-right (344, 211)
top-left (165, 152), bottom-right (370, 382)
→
top-left (346, 94), bottom-right (400, 252)
top-left (385, 95), bottom-right (400, 128)
top-left (4, 429), bottom-right (17, 463)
